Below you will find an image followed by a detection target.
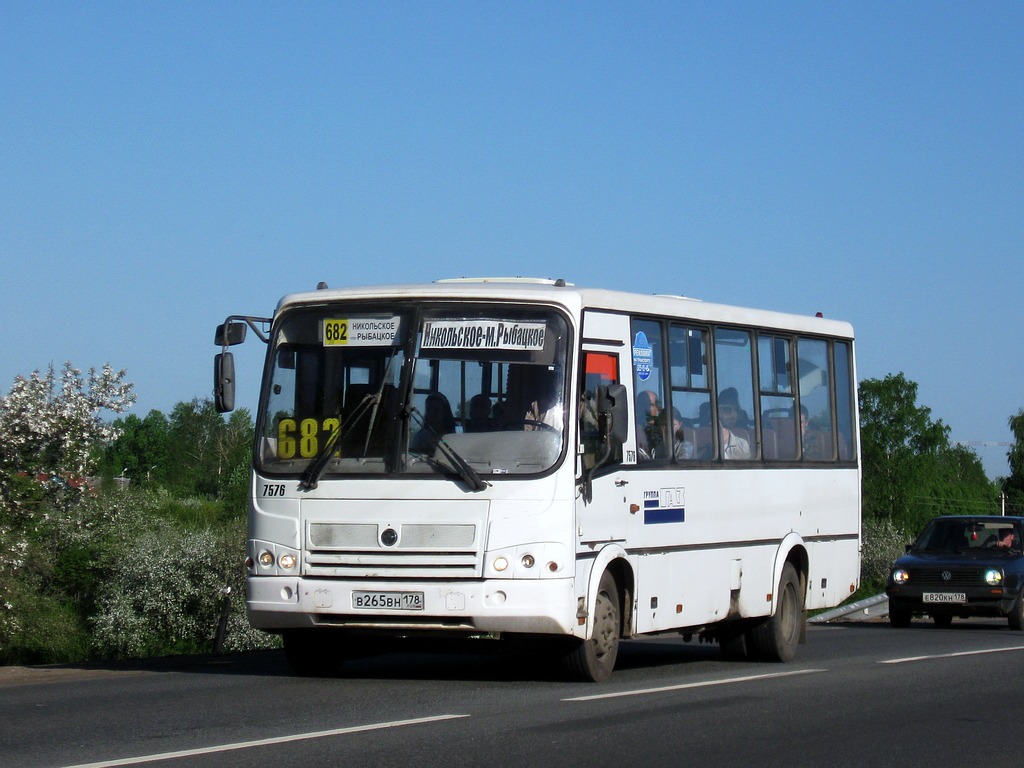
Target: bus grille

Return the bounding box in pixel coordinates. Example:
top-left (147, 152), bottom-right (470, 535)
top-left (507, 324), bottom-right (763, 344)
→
top-left (304, 522), bottom-right (481, 578)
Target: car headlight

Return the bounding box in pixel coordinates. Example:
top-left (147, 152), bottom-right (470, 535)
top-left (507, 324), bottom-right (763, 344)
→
top-left (892, 568), bottom-right (910, 585)
top-left (985, 568), bottom-right (1003, 586)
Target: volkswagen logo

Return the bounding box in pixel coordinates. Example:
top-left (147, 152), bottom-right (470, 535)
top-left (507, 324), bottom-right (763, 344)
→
top-left (380, 527), bottom-right (399, 547)
top-left (941, 570), bottom-right (952, 581)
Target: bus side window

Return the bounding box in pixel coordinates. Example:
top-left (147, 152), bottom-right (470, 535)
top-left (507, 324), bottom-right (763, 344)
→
top-left (668, 324), bottom-right (710, 461)
top-left (758, 334), bottom-right (797, 461)
top-left (631, 319), bottom-right (666, 461)
top-left (797, 338), bottom-right (834, 461)
top-left (834, 340), bottom-right (856, 461)
top-left (713, 328), bottom-right (756, 460)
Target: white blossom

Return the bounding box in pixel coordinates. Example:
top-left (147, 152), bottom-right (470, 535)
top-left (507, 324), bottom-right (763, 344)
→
top-left (0, 362), bottom-right (136, 476)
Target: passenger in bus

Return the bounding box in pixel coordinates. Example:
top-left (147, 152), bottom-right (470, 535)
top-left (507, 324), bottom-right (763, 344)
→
top-left (718, 388), bottom-right (751, 460)
top-left (491, 399), bottom-right (508, 429)
top-left (410, 392), bottom-right (456, 454)
top-left (464, 394), bottom-right (494, 432)
top-left (799, 404), bottom-right (823, 459)
top-left (525, 373), bottom-right (563, 432)
top-left (671, 407), bottom-right (694, 460)
top-left (635, 390), bottom-right (665, 459)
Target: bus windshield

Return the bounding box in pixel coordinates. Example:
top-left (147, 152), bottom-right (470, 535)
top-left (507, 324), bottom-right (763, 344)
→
top-left (257, 303), bottom-right (570, 479)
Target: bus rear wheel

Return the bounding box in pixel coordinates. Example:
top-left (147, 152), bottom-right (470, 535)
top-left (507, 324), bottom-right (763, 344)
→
top-left (748, 562), bottom-right (803, 662)
top-left (562, 570), bottom-right (620, 682)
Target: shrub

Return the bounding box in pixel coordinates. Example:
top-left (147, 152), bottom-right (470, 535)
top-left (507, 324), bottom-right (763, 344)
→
top-left (92, 522), bottom-right (228, 657)
top-left (90, 515), bottom-right (277, 658)
top-left (860, 516), bottom-right (912, 594)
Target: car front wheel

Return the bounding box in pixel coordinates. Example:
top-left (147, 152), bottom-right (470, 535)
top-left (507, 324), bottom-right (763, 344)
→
top-left (888, 599), bottom-right (912, 628)
top-left (1008, 591), bottom-right (1024, 631)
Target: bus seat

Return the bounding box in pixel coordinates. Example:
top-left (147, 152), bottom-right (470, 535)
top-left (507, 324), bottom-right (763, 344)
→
top-left (691, 426), bottom-right (713, 460)
top-left (766, 418), bottom-right (797, 460)
top-left (804, 430), bottom-right (833, 461)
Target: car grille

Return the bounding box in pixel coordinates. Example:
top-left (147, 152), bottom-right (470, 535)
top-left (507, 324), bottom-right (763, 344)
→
top-left (908, 567), bottom-right (985, 588)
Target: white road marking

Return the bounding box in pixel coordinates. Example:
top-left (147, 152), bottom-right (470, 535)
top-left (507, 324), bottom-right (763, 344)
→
top-left (881, 645), bottom-right (1024, 664)
top-left (60, 714), bottom-right (470, 768)
top-left (563, 668), bottom-right (827, 702)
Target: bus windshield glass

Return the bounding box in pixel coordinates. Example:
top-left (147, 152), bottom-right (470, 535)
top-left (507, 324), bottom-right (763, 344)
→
top-left (257, 303), bottom-right (570, 479)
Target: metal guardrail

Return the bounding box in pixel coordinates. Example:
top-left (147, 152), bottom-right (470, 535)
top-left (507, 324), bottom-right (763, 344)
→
top-left (808, 593), bottom-right (889, 623)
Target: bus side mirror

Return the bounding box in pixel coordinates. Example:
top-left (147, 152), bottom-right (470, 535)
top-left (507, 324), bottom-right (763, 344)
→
top-left (215, 322), bottom-right (247, 347)
top-left (597, 384), bottom-right (628, 444)
top-left (214, 352), bottom-right (236, 413)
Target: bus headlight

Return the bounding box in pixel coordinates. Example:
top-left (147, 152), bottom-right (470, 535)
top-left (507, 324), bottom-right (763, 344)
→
top-left (891, 568), bottom-right (910, 585)
top-left (279, 553), bottom-right (297, 570)
top-left (488, 543), bottom-right (569, 578)
top-left (258, 550), bottom-right (275, 567)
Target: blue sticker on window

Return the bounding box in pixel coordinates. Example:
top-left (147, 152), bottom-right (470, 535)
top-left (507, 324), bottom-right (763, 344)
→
top-left (632, 332), bottom-right (652, 381)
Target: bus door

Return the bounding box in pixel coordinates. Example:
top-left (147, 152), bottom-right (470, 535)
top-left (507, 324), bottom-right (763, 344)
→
top-left (576, 311), bottom-right (643, 549)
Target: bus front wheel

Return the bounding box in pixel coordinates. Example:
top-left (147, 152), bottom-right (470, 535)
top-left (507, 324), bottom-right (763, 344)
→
top-left (562, 570), bottom-right (620, 682)
top-left (748, 562), bottom-right (803, 662)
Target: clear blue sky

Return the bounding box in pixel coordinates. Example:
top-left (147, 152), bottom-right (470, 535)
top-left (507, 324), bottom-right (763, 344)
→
top-left (2, 2), bottom-right (1021, 477)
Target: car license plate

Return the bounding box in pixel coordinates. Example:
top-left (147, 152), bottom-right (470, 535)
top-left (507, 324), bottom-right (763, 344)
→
top-left (923, 592), bottom-right (966, 604)
top-left (352, 591), bottom-right (424, 610)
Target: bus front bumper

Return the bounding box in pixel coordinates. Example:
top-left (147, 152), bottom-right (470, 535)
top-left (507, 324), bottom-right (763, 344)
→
top-left (246, 575), bottom-right (579, 636)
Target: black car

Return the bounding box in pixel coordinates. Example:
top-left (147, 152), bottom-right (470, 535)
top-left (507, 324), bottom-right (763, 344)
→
top-left (886, 515), bottom-right (1024, 629)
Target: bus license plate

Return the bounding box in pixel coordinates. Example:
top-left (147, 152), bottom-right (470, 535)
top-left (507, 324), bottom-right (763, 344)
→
top-left (352, 591), bottom-right (424, 610)
top-left (923, 592), bottom-right (966, 604)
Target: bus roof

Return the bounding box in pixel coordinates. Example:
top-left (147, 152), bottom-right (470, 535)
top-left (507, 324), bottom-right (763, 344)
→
top-left (274, 277), bottom-right (854, 338)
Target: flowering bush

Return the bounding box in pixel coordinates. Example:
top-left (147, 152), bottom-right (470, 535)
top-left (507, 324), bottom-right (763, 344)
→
top-left (0, 364), bottom-right (280, 664)
top-left (861, 517), bottom-right (912, 592)
top-left (90, 513), bottom-right (277, 658)
top-left (0, 362), bottom-right (135, 477)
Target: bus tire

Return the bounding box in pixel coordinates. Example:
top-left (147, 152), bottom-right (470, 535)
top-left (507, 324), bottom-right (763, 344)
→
top-left (748, 562), bottom-right (802, 663)
top-left (283, 629), bottom-right (345, 677)
top-left (717, 623), bottom-right (751, 660)
top-left (562, 570), bottom-right (620, 682)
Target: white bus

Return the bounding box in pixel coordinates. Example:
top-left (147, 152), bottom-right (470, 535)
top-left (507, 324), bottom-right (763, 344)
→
top-left (214, 277), bottom-right (860, 682)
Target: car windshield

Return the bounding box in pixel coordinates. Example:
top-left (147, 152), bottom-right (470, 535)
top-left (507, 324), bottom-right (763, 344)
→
top-left (911, 520), bottom-right (1021, 554)
top-left (257, 302), bottom-right (570, 480)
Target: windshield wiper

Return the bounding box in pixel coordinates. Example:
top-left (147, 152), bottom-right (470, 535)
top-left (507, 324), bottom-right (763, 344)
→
top-left (407, 407), bottom-right (488, 492)
top-left (298, 394), bottom-right (377, 491)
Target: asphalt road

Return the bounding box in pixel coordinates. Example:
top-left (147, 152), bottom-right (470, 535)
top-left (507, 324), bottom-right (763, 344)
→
top-left (3, 617), bottom-right (1023, 768)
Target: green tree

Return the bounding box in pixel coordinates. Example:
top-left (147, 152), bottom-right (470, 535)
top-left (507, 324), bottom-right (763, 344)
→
top-left (859, 372), bottom-right (997, 532)
top-left (1003, 409), bottom-right (1024, 514)
top-left (99, 410), bottom-right (170, 486)
top-left (162, 399), bottom-right (252, 499)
